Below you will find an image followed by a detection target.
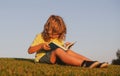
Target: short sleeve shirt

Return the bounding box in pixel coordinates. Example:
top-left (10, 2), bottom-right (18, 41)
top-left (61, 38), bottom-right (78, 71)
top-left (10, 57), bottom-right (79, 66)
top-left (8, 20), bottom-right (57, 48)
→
top-left (30, 33), bottom-right (64, 62)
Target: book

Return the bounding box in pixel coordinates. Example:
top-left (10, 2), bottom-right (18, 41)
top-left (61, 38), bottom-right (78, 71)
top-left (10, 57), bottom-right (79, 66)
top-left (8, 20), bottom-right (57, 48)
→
top-left (49, 41), bottom-right (76, 51)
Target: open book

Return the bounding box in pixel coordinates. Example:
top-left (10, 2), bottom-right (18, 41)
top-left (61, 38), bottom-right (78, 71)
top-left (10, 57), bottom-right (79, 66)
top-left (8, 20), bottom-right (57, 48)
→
top-left (49, 41), bottom-right (76, 51)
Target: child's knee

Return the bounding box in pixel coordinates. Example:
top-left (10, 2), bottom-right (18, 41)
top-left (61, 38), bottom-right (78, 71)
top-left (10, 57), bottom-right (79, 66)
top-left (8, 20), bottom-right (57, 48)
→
top-left (50, 58), bottom-right (56, 64)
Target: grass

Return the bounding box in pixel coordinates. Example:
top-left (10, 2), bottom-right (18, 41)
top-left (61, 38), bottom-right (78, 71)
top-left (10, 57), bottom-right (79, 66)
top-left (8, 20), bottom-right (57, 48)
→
top-left (0, 58), bottom-right (120, 76)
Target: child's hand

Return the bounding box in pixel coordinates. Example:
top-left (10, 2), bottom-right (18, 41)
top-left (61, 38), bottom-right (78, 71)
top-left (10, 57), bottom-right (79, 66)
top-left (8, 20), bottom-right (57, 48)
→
top-left (65, 42), bottom-right (71, 46)
top-left (42, 43), bottom-right (51, 51)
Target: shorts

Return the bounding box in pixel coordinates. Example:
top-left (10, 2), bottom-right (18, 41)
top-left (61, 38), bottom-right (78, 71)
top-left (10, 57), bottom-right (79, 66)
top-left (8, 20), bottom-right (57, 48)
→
top-left (39, 51), bottom-right (51, 64)
top-left (39, 51), bottom-right (65, 65)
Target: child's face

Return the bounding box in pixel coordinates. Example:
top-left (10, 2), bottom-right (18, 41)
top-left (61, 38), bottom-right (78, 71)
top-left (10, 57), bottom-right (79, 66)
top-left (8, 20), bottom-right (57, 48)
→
top-left (49, 33), bottom-right (60, 39)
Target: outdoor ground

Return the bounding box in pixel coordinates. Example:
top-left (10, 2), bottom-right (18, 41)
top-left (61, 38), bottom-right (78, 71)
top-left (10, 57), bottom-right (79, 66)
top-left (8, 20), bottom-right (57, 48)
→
top-left (0, 58), bottom-right (120, 76)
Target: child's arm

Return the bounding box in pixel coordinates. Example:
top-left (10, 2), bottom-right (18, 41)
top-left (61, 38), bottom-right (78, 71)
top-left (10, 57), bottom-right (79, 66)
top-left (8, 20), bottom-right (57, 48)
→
top-left (28, 43), bottom-right (50, 54)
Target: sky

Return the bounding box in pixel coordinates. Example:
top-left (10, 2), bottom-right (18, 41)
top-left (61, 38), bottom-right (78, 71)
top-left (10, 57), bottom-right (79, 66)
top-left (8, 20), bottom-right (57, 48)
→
top-left (0, 0), bottom-right (120, 63)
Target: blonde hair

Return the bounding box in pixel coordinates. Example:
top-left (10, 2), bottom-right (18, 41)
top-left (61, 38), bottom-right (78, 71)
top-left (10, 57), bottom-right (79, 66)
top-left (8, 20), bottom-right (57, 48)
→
top-left (42, 15), bottom-right (67, 42)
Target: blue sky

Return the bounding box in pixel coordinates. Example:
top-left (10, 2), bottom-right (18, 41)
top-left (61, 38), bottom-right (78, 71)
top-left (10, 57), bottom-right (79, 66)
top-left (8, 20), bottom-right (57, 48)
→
top-left (0, 0), bottom-right (120, 63)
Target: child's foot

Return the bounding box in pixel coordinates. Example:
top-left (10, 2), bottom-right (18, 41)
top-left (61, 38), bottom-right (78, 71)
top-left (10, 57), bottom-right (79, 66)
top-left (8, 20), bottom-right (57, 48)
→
top-left (81, 61), bottom-right (100, 68)
top-left (96, 62), bottom-right (109, 68)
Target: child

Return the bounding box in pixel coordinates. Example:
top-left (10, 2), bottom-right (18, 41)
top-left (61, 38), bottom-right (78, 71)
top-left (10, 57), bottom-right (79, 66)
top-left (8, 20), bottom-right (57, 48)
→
top-left (28, 15), bottom-right (108, 68)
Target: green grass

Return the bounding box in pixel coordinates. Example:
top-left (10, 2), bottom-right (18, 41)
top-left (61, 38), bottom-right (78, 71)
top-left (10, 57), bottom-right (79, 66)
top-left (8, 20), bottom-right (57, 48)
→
top-left (0, 58), bottom-right (120, 76)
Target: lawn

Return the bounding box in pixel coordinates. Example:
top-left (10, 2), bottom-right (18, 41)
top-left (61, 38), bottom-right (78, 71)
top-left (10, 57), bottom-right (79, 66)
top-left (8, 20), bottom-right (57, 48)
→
top-left (0, 58), bottom-right (120, 76)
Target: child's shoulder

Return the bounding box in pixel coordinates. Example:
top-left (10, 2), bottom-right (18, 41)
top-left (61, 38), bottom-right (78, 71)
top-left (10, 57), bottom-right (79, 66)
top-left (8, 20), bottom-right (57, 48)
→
top-left (36, 33), bottom-right (42, 36)
top-left (35, 33), bottom-right (42, 38)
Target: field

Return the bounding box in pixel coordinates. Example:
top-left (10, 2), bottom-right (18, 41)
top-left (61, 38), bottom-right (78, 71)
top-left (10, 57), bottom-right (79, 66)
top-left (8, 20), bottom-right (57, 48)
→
top-left (0, 58), bottom-right (120, 76)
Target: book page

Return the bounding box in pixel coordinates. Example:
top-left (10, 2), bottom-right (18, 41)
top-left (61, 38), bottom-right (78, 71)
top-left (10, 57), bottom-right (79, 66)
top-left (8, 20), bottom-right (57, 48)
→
top-left (49, 42), bottom-right (67, 50)
top-left (49, 41), bottom-right (76, 51)
top-left (65, 41), bottom-right (76, 49)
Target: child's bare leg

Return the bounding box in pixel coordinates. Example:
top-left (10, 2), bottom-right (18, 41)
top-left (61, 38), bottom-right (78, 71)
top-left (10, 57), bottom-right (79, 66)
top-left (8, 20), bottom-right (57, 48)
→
top-left (50, 48), bottom-right (83, 66)
top-left (66, 50), bottom-right (91, 61)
